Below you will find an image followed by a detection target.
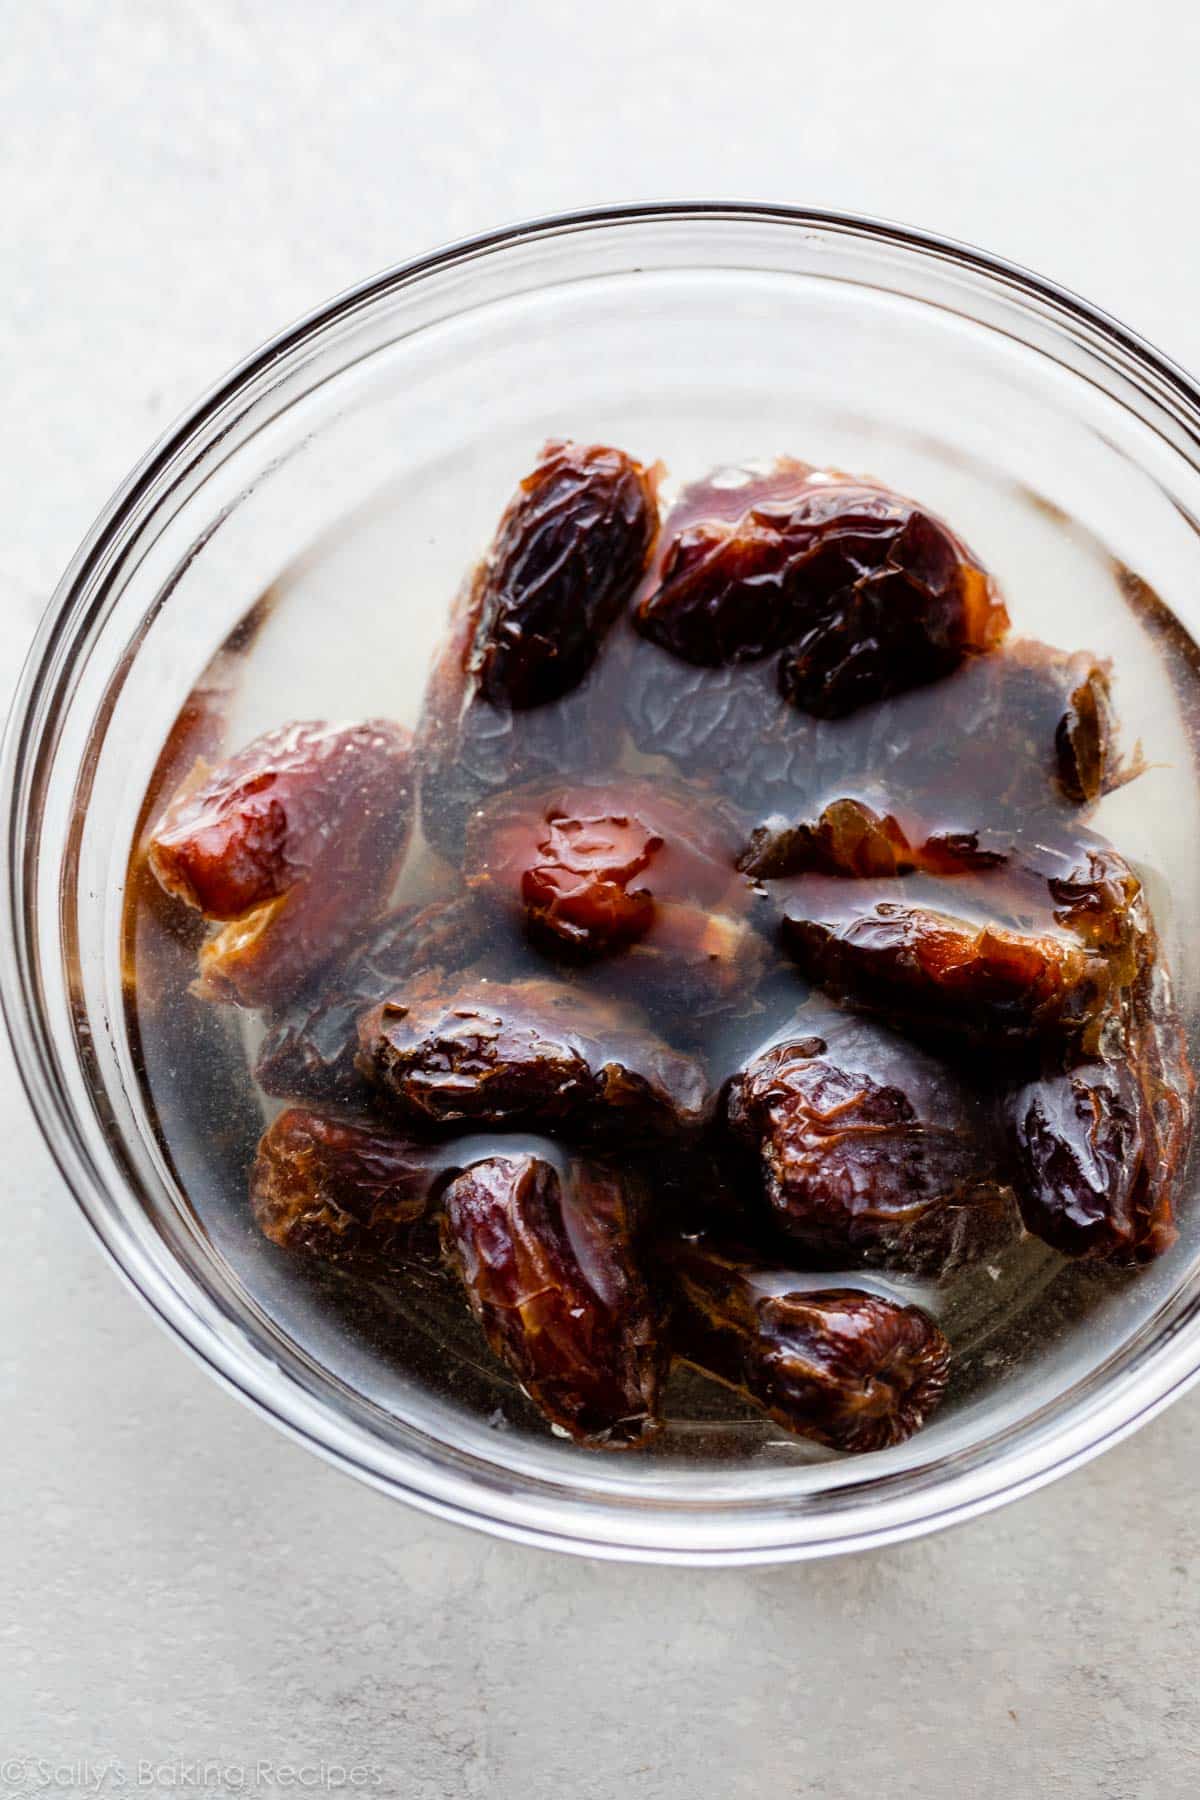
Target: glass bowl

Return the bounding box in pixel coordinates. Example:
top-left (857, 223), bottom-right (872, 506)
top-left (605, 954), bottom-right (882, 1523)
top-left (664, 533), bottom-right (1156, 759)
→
top-left (7, 203), bottom-right (1200, 1564)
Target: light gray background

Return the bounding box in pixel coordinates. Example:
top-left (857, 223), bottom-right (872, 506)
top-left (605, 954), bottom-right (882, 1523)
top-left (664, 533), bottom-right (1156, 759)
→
top-left (5, 4), bottom-right (1200, 1796)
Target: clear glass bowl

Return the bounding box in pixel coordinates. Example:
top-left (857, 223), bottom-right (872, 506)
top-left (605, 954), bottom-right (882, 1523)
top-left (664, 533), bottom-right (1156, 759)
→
top-left (7, 203), bottom-right (1200, 1564)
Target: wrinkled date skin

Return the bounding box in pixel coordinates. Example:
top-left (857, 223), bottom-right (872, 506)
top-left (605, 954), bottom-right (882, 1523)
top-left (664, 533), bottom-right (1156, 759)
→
top-left (663, 1237), bottom-right (951, 1451)
top-left (440, 1151), bottom-right (664, 1446)
top-left (1003, 954), bottom-right (1193, 1263)
top-left (474, 440), bottom-right (659, 709)
top-left (771, 829), bottom-right (1148, 1055)
top-left (726, 1003), bottom-right (1019, 1275)
top-left (634, 462), bottom-right (1007, 718)
top-left (626, 635), bottom-right (1119, 831)
top-left (739, 795), bottom-right (1013, 882)
top-left (149, 719), bottom-right (415, 1008)
top-left (742, 804), bottom-right (1141, 913)
top-left (463, 776), bottom-right (763, 1027)
top-left (776, 869), bottom-right (1117, 1049)
top-left (255, 894), bottom-right (487, 1103)
top-left (357, 973), bottom-right (711, 1142)
top-left (130, 436), bottom-right (1197, 1461)
top-left (634, 460), bottom-right (824, 666)
top-left (621, 639), bottom-right (805, 808)
top-left (251, 1106), bottom-right (457, 1263)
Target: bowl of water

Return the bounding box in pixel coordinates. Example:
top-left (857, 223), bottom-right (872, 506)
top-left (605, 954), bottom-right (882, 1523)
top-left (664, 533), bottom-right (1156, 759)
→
top-left (7, 204), bottom-right (1200, 1561)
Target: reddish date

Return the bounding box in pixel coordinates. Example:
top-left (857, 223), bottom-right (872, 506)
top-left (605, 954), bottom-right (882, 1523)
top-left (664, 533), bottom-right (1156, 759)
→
top-left (726, 1004), bottom-right (1018, 1275)
top-left (777, 873), bottom-right (1115, 1049)
top-left (1003, 955), bottom-right (1193, 1262)
top-left (776, 497), bottom-right (1007, 719)
top-left (255, 894), bottom-right (487, 1103)
top-left (742, 807), bottom-right (1143, 927)
top-left (440, 1150), bottom-right (663, 1446)
top-left (738, 795), bottom-right (1012, 882)
top-left (663, 1237), bottom-right (951, 1451)
top-left (634, 463), bottom-right (1007, 717)
top-left (462, 777), bottom-right (761, 1020)
top-left (357, 973), bottom-right (711, 1141)
top-left (149, 719), bottom-right (414, 1008)
top-left (251, 1106), bottom-right (456, 1263)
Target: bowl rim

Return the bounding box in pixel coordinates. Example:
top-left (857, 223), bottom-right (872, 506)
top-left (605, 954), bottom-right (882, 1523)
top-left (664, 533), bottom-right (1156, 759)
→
top-left (8, 199), bottom-right (1200, 1564)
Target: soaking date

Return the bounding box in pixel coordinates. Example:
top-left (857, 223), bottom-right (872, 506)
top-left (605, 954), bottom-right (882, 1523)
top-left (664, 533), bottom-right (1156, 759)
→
top-left (251, 1106), bottom-right (456, 1263)
top-left (742, 806), bottom-right (1143, 918)
top-left (255, 894), bottom-right (487, 1103)
top-left (440, 1150), bottom-right (663, 1446)
top-left (1003, 955), bottom-right (1193, 1262)
top-left (474, 440), bottom-right (659, 710)
top-left (634, 459), bottom-right (821, 665)
top-left (1052, 651), bottom-right (1119, 804)
top-left (738, 794), bottom-right (1014, 882)
top-left (149, 719), bottom-right (414, 1008)
top-left (418, 565), bottom-right (620, 863)
top-left (463, 777), bottom-right (760, 1019)
top-left (634, 462), bottom-right (1007, 717)
top-left (663, 1237), bottom-right (951, 1451)
top-left (777, 871), bottom-right (1115, 1049)
top-left (358, 973), bottom-right (711, 1140)
top-left (726, 1003), bottom-right (1018, 1275)
top-left (775, 495), bottom-right (1007, 719)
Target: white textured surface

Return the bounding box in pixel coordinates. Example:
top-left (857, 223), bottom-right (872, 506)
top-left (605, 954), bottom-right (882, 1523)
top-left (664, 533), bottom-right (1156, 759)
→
top-left (5, 3), bottom-right (1200, 1794)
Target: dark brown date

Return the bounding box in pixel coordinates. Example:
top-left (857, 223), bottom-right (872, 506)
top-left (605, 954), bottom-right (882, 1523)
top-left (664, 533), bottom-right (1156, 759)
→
top-left (1003, 954), bottom-right (1193, 1263)
top-left (775, 494), bottom-right (1007, 718)
top-left (474, 440), bottom-right (659, 710)
top-left (634, 459), bottom-right (820, 665)
top-left (1053, 651), bottom-right (1119, 804)
top-left (440, 1150), bottom-right (663, 1446)
top-left (357, 973), bottom-right (711, 1141)
top-left (250, 1106), bottom-right (456, 1263)
top-left (255, 894), bottom-right (487, 1103)
top-left (418, 565), bottom-right (621, 864)
top-left (634, 462), bottom-right (1007, 717)
top-left (726, 1003), bottom-right (1018, 1275)
top-left (663, 1237), bottom-right (951, 1451)
top-left (149, 719), bottom-right (414, 1008)
top-left (777, 869), bottom-right (1116, 1049)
